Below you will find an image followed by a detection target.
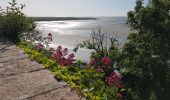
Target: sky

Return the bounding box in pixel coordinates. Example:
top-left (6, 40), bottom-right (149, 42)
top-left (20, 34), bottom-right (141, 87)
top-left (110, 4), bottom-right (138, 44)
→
top-left (0, 0), bottom-right (136, 17)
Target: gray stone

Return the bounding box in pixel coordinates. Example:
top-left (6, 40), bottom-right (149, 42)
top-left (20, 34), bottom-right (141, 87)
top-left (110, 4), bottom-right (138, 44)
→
top-left (27, 87), bottom-right (85, 100)
top-left (0, 70), bottom-right (66, 100)
top-left (0, 59), bottom-right (44, 78)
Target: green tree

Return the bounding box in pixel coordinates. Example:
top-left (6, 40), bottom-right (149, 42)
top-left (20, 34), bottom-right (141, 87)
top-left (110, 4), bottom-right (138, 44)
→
top-left (0, 0), bottom-right (35, 42)
top-left (122, 0), bottom-right (170, 99)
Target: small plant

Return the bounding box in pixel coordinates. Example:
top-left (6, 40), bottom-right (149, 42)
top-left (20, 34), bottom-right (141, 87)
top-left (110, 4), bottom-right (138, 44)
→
top-left (52, 46), bottom-right (76, 66)
top-left (26, 33), bottom-right (76, 66)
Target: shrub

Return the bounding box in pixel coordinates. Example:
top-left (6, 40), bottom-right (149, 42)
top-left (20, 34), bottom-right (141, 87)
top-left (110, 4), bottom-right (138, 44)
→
top-left (0, 0), bottom-right (35, 42)
top-left (122, 0), bottom-right (170, 99)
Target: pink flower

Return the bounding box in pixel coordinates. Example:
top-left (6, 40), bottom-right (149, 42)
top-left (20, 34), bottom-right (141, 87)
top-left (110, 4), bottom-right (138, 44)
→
top-left (66, 58), bottom-right (75, 65)
top-left (36, 43), bottom-right (44, 50)
top-left (49, 47), bottom-right (54, 52)
top-left (57, 46), bottom-right (62, 51)
top-left (50, 45), bottom-right (76, 66)
top-left (106, 77), bottom-right (114, 86)
top-left (106, 71), bottom-right (122, 89)
top-left (47, 36), bottom-right (52, 42)
top-left (113, 79), bottom-right (122, 89)
top-left (97, 67), bottom-right (104, 73)
top-left (68, 53), bottom-right (75, 59)
top-left (52, 50), bottom-right (63, 60)
top-left (60, 57), bottom-right (67, 66)
top-left (90, 58), bottom-right (96, 65)
top-left (101, 57), bottom-right (111, 65)
top-left (111, 71), bottom-right (121, 80)
top-left (116, 93), bottom-right (123, 99)
top-left (63, 48), bottom-right (68, 56)
top-left (48, 33), bottom-right (52, 36)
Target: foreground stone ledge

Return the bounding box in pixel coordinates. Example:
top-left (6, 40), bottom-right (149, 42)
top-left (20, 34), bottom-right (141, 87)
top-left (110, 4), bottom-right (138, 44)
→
top-left (0, 70), bottom-right (66, 100)
top-left (0, 59), bottom-right (45, 78)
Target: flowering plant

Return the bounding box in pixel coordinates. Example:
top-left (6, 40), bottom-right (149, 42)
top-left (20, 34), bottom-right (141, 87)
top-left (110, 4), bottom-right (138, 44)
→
top-left (52, 46), bottom-right (75, 66)
top-left (34, 33), bottom-right (76, 66)
top-left (22, 31), bottom-right (125, 99)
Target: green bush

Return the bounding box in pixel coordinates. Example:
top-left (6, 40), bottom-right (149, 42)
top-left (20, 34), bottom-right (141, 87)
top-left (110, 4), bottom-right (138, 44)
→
top-left (122, 0), bottom-right (170, 99)
top-left (0, 0), bottom-right (35, 42)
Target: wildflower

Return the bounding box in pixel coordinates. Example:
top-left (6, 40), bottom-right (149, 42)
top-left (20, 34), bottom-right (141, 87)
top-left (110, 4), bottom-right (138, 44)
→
top-left (60, 57), bottom-right (67, 66)
top-left (116, 93), bottom-right (123, 99)
top-left (106, 77), bottom-right (114, 86)
top-left (68, 53), bottom-right (75, 59)
top-left (67, 53), bottom-right (75, 64)
top-left (36, 43), bottom-right (44, 50)
top-left (90, 58), bottom-right (96, 65)
top-left (48, 33), bottom-right (52, 36)
top-left (52, 49), bottom-right (63, 60)
top-left (111, 71), bottom-right (121, 80)
top-left (97, 67), bottom-right (104, 73)
top-left (65, 58), bottom-right (75, 65)
top-left (47, 36), bottom-right (52, 42)
top-left (101, 57), bottom-right (111, 65)
top-left (49, 47), bottom-right (54, 53)
top-left (57, 45), bottom-right (62, 51)
top-left (63, 48), bottom-right (68, 56)
top-left (106, 71), bottom-right (122, 89)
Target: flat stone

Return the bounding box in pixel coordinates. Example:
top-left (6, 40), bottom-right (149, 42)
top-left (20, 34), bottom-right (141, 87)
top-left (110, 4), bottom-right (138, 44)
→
top-left (0, 55), bottom-right (27, 63)
top-left (0, 59), bottom-right (45, 78)
top-left (0, 44), bottom-right (11, 50)
top-left (0, 70), bottom-right (66, 100)
top-left (27, 87), bottom-right (85, 100)
top-left (0, 46), bottom-right (25, 57)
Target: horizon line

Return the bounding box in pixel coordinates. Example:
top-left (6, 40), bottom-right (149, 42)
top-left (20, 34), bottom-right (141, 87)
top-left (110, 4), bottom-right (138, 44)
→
top-left (27, 15), bottom-right (127, 18)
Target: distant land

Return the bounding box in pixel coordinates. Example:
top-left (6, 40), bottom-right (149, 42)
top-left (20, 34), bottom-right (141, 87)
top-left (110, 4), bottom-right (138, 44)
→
top-left (30, 17), bottom-right (97, 21)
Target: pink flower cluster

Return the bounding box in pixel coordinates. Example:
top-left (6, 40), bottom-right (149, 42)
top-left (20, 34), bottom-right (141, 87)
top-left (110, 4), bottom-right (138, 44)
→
top-left (52, 46), bottom-right (75, 66)
top-left (90, 58), bottom-right (97, 65)
top-left (96, 66), bottom-right (104, 73)
top-left (42, 33), bottom-right (53, 49)
top-left (35, 33), bottom-right (75, 66)
top-left (89, 56), bottom-right (111, 73)
top-left (36, 43), bottom-right (44, 50)
top-left (44, 33), bottom-right (53, 43)
top-left (90, 56), bottom-right (111, 66)
top-left (106, 71), bottom-right (122, 89)
top-left (101, 57), bottom-right (111, 65)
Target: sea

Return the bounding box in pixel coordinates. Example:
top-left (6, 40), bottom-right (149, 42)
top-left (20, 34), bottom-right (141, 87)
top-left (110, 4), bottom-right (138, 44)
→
top-left (35, 17), bottom-right (130, 61)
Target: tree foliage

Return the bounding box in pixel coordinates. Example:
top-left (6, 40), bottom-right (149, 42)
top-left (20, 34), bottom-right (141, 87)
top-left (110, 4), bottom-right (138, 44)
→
top-left (122, 0), bottom-right (170, 99)
top-left (0, 0), bottom-right (35, 42)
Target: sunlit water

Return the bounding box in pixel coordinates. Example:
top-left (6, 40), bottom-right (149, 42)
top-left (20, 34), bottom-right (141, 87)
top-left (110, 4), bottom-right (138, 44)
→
top-left (36, 17), bottom-right (130, 61)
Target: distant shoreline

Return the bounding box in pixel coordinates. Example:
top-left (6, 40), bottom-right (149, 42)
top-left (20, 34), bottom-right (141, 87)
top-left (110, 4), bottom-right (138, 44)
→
top-left (30, 17), bottom-right (97, 21)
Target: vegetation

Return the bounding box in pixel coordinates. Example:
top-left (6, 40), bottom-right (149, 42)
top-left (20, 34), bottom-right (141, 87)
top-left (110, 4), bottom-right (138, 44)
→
top-left (19, 33), bottom-right (123, 99)
top-left (122, 0), bottom-right (170, 99)
top-left (0, 0), bottom-right (35, 42)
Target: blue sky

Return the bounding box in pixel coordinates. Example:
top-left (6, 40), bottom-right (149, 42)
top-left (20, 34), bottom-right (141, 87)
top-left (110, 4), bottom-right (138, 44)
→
top-left (1, 0), bottom-right (136, 17)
